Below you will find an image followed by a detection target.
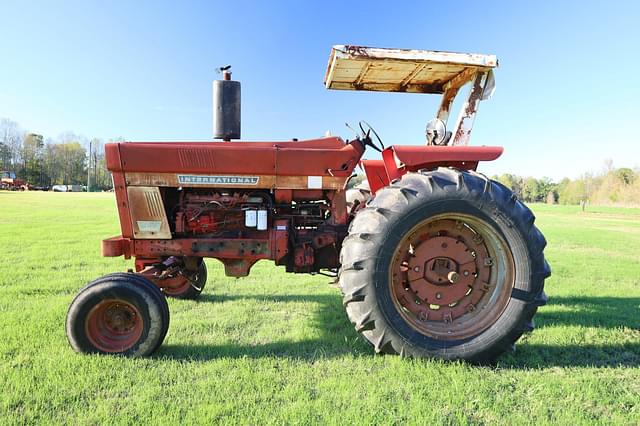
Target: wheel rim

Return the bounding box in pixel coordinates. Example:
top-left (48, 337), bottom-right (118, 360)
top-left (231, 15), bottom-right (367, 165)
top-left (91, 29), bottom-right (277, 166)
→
top-left (389, 213), bottom-right (515, 340)
top-left (161, 276), bottom-right (193, 296)
top-left (85, 299), bottom-right (143, 352)
top-left (160, 268), bottom-right (203, 296)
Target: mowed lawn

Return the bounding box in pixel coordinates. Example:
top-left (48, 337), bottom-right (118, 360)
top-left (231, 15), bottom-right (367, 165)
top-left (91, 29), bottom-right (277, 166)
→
top-left (0, 192), bottom-right (638, 425)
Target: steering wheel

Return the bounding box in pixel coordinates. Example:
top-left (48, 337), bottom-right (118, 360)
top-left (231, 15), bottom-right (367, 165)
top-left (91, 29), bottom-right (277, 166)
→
top-left (358, 121), bottom-right (385, 152)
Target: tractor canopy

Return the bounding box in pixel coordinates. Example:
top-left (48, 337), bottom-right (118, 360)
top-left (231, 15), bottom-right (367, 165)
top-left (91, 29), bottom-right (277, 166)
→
top-left (324, 45), bottom-right (498, 146)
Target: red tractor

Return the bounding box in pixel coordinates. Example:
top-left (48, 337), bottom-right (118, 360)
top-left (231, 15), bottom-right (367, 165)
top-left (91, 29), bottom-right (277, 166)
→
top-left (66, 46), bottom-right (549, 362)
top-left (1, 171), bottom-right (28, 190)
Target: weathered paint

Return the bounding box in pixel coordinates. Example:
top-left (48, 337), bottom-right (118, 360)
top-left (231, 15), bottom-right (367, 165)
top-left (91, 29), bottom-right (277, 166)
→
top-left (450, 71), bottom-right (491, 146)
top-left (324, 45), bottom-right (496, 94)
top-left (362, 145), bottom-right (503, 191)
top-left (324, 45), bottom-right (499, 146)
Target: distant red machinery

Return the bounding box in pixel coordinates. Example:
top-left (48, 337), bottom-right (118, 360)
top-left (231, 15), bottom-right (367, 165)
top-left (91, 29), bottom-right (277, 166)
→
top-left (0, 171), bottom-right (28, 190)
top-left (66, 46), bottom-right (549, 362)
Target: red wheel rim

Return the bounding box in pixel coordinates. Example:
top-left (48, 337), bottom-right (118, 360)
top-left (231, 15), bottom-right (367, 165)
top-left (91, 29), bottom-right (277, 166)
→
top-left (85, 299), bottom-right (143, 352)
top-left (161, 276), bottom-right (192, 296)
top-left (389, 213), bottom-right (515, 340)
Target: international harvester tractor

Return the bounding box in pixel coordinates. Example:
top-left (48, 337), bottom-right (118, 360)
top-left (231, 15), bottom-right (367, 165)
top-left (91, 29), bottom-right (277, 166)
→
top-left (66, 46), bottom-right (550, 362)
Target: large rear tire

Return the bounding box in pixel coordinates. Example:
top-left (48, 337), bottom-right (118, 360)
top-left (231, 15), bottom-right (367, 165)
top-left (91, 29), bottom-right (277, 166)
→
top-left (66, 273), bottom-right (170, 356)
top-left (339, 168), bottom-right (550, 362)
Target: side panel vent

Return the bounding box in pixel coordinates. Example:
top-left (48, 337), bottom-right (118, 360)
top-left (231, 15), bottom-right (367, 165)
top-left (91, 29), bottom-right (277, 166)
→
top-left (127, 186), bottom-right (171, 239)
top-left (178, 148), bottom-right (215, 169)
top-left (144, 191), bottom-right (164, 217)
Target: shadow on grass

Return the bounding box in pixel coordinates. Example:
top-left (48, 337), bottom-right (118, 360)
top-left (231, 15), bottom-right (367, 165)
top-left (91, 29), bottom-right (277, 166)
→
top-left (196, 293), bottom-right (338, 304)
top-left (159, 341), bottom-right (640, 368)
top-left (156, 293), bottom-right (640, 367)
top-left (501, 343), bottom-right (640, 368)
top-left (158, 291), bottom-right (371, 361)
top-left (158, 339), bottom-right (369, 361)
top-left (537, 296), bottom-right (640, 330)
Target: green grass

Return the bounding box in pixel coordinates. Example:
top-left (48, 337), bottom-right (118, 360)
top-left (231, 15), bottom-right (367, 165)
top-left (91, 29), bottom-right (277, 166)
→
top-left (0, 192), bottom-right (639, 425)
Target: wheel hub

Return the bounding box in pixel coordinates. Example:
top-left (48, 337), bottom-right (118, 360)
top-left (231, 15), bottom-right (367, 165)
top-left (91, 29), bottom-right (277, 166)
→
top-left (85, 299), bottom-right (144, 352)
top-left (390, 216), bottom-right (513, 339)
top-left (405, 233), bottom-right (483, 308)
top-left (104, 304), bottom-right (138, 333)
top-left (424, 255), bottom-right (459, 284)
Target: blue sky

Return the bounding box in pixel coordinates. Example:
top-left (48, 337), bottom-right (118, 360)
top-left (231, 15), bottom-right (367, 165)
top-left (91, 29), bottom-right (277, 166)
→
top-left (1, 0), bottom-right (638, 180)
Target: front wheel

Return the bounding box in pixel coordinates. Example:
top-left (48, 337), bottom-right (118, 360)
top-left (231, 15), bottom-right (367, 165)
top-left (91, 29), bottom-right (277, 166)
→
top-left (339, 168), bottom-right (550, 362)
top-left (66, 273), bottom-right (170, 356)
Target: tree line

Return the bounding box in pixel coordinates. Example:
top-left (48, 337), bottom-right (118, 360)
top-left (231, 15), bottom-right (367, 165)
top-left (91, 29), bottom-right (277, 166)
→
top-left (0, 118), bottom-right (115, 190)
top-left (492, 161), bottom-right (639, 206)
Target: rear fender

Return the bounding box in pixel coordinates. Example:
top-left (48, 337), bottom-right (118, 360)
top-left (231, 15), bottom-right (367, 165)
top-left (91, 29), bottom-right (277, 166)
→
top-left (363, 145), bottom-right (503, 193)
top-left (361, 160), bottom-right (388, 193)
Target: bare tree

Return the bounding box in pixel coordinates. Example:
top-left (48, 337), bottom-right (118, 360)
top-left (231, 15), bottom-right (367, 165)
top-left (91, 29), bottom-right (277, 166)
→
top-left (0, 118), bottom-right (23, 170)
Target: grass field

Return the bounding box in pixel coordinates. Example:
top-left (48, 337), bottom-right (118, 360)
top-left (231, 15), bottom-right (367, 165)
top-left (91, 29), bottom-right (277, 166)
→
top-left (0, 192), bottom-right (639, 424)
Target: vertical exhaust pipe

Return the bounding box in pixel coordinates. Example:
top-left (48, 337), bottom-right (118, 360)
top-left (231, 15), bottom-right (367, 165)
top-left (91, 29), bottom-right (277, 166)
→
top-left (213, 66), bottom-right (241, 141)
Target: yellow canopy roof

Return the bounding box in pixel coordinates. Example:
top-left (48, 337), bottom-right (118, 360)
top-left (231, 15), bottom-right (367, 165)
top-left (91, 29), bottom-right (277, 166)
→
top-left (324, 45), bottom-right (497, 94)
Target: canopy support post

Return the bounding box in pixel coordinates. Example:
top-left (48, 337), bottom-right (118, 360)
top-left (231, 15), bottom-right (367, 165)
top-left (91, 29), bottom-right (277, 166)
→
top-left (450, 71), bottom-right (491, 146)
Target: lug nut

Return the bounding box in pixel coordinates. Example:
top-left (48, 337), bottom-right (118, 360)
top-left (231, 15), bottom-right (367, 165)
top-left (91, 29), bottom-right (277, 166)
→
top-left (448, 271), bottom-right (460, 284)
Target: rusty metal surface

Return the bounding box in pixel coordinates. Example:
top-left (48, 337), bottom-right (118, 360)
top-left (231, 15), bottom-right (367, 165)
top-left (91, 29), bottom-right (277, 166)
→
top-left (136, 256), bottom-right (199, 294)
top-left (127, 186), bottom-right (172, 239)
top-left (101, 236), bottom-right (131, 258)
top-left (324, 45), bottom-right (497, 94)
top-left (85, 299), bottom-right (144, 353)
top-left (379, 145), bottom-right (503, 183)
top-left (360, 160), bottom-right (388, 193)
top-left (109, 136), bottom-right (363, 179)
top-left (389, 216), bottom-right (514, 340)
top-left (124, 172), bottom-right (348, 191)
top-left (389, 145), bottom-right (503, 166)
top-left (361, 146), bottom-right (503, 193)
top-left (450, 71), bottom-right (492, 146)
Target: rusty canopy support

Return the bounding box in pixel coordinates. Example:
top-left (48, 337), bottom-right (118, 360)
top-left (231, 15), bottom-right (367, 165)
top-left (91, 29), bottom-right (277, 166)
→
top-left (436, 67), bottom-right (478, 123)
top-left (450, 70), bottom-right (494, 146)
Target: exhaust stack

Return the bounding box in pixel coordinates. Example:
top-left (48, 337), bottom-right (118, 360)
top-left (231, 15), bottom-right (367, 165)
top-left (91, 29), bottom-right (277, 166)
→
top-left (213, 66), bottom-right (241, 141)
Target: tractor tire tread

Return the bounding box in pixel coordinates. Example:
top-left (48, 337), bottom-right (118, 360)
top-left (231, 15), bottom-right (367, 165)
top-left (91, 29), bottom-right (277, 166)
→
top-left (66, 275), bottom-right (170, 356)
top-left (339, 167), bottom-right (550, 363)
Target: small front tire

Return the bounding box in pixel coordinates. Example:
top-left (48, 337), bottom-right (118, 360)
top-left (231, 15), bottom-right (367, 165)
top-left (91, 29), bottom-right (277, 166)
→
top-left (66, 274), bottom-right (169, 356)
